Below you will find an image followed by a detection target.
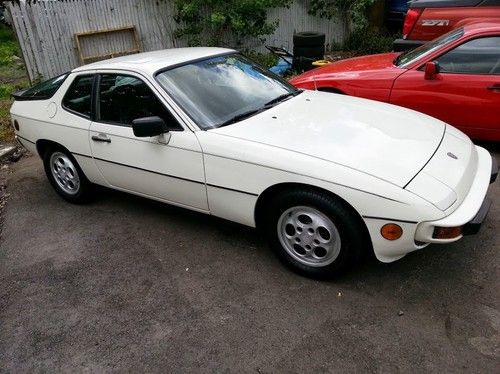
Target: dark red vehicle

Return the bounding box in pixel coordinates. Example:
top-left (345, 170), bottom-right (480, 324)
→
top-left (393, 0), bottom-right (500, 51)
top-left (290, 23), bottom-right (500, 141)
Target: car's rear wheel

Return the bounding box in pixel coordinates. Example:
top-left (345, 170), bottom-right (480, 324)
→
top-left (43, 147), bottom-right (91, 203)
top-left (263, 189), bottom-right (365, 278)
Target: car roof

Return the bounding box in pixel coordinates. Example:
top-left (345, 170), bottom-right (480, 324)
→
top-left (72, 47), bottom-right (236, 76)
top-left (462, 22), bottom-right (500, 35)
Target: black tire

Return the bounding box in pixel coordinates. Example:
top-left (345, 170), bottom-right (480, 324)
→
top-left (293, 32), bottom-right (326, 47)
top-left (293, 45), bottom-right (325, 58)
top-left (292, 56), bottom-right (318, 73)
top-left (43, 146), bottom-right (92, 204)
top-left (262, 189), bottom-right (366, 279)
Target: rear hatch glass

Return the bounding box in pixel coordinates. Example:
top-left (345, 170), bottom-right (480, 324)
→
top-left (12, 73), bottom-right (68, 101)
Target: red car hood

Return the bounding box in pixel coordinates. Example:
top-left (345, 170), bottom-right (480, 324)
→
top-left (290, 52), bottom-right (401, 83)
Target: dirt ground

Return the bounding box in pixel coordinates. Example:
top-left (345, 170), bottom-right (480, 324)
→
top-left (0, 146), bottom-right (499, 373)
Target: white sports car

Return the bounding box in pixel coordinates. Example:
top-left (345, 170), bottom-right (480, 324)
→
top-left (10, 48), bottom-right (497, 278)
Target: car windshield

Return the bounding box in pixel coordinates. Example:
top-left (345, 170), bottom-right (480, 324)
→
top-left (155, 53), bottom-right (300, 129)
top-left (394, 28), bottom-right (464, 67)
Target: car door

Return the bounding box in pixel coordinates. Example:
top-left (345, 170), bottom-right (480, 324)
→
top-left (89, 72), bottom-right (208, 211)
top-left (390, 36), bottom-right (500, 139)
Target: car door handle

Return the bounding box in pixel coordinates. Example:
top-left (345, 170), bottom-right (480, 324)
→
top-left (487, 84), bottom-right (500, 92)
top-left (91, 134), bottom-right (111, 143)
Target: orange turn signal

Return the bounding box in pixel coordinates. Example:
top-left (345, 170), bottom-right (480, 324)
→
top-left (381, 223), bottom-right (403, 240)
top-left (433, 226), bottom-right (463, 239)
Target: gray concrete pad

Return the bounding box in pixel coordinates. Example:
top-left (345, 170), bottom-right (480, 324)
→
top-left (1, 148), bottom-right (499, 372)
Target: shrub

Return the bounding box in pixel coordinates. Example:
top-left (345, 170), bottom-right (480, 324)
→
top-left (308, 0), bottom-right (376, 39)
top-left (343, 29), bottom-right (397, 54)
top-left (243, 51), bottom-right (278, 68)
top-left (174, 0), bottom-right (291, 47)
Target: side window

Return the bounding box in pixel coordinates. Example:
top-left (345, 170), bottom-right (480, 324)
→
top-left (62, 75), bottom-right (94, 118)
top-left (98, 74), bottom-right (182, 129)
top-left (436, 37), bottom-right (500, 75)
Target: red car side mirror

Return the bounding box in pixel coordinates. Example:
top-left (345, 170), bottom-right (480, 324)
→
top-left (424, 61), bottom-right (440, 80)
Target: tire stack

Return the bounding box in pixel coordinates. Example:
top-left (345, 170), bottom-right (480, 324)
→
top-left (292, 32), bottom-right (326, 73)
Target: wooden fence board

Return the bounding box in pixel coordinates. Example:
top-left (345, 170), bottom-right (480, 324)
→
top-left (7, 0), bottom-right (342, 82)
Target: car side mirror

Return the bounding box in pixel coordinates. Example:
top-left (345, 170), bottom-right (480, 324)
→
top-left (132, 116), bottom-right (168, 137)
top-left (424, 61), bottom-right (440, 80)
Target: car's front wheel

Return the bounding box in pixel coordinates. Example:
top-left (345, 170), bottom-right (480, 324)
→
top-left (263, 189), bottom-right (366, 279)
top-left (43, 147), bottom-right (91, 203)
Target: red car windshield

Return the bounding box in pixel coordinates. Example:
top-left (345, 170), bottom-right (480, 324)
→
top-left (394, 28), bottom-right (464, 67)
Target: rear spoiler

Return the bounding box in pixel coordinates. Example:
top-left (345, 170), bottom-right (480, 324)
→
top-left (11, 89), bottom-right (28, 101)
top-left (11, 89), bottom-right (53, 101)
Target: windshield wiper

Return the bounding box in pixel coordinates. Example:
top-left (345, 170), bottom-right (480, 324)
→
top-left (216, 90), bottom-right (302, 128)
top-left (264, 90), bottom-right (301, 107)
top-left (217, 108), bottom-right (265, 128)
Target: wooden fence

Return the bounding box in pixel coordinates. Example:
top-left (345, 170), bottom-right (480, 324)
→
top-left (7, 0), bottom-right (342, 82)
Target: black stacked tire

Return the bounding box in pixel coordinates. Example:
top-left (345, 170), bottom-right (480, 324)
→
top-left (293, 32), bottom-right (326, 47)
top-left (293, 32), bottom-right (325, 72)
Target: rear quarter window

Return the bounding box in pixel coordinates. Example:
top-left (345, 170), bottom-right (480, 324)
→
top-left (62, 75), bottom-right (94, 118)
top-left (13, 73), bottom-right (68, 101)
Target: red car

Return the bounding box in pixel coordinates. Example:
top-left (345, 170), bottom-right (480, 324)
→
top-left (290, 23), bottom-right (500, 141)
top-left (394, 0), bottom-right (500, 51)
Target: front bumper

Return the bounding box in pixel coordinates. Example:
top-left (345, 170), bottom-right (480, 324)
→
top-left (393, 38), bottom-right (425, 52)
top-left (463, 198), bottom-right (491, 236)
top-left (367, 148), bottom-right (496, 263)
top-left (462, 157), bottom-right (499, 234)
top-left (463, 155), bottom-right (497, 235)
top-left (415, 147), bottom-right (495, 243)
top-left (490, 155), bottom-right (498, 183)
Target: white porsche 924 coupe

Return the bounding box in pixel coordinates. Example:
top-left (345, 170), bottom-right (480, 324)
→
top-left (10, 48), bottom-right (497, 278)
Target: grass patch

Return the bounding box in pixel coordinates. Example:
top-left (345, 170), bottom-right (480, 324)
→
top-left (0, 24), bottom-right (29, 143)
top-left (0, 99), bottom-right (14, 142)
top-left (0, 41), bottom-right (18, 66)
top-left (0, 25), bottom-right (19, 66)
top-left (0, 83), bottom-right (17, 99)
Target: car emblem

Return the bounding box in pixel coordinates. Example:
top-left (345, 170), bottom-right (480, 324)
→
top-left (422, 20), bottom-right (450, 27)
top-left (447, 152), bottom-right (458, 160)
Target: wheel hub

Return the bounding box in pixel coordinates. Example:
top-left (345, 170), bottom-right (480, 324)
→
top-left (277, 206), bottom-right (341, 267)
top-left (50, 152), bottom-right (80, 195)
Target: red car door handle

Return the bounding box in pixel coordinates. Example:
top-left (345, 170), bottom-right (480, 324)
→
top-left (487, 84), bottom-right (500, 92)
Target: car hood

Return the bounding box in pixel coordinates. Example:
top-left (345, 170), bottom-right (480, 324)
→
top-left (211, 90), bottom-right (445, 187)
top-left (289, 52), bottom-right (402, 84)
